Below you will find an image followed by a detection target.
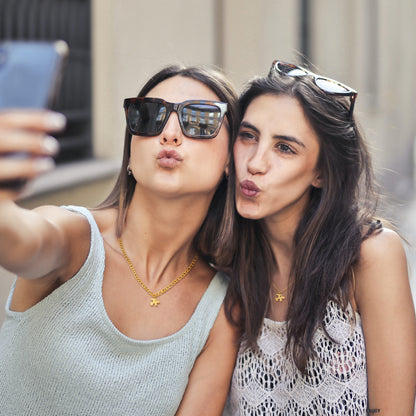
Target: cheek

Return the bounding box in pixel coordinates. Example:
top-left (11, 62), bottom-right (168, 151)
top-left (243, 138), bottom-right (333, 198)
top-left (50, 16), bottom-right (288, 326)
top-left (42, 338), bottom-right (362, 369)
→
top-left (209, 132), bottom-right (230, 168)
top-left (233, 143), bottom-right (246, 176)
top-left (130, 137), bottom-right (145, 156)
top-left (129, 138), bottom-right (154, 171)
top-left (192, 138), bottom-right (230, 179)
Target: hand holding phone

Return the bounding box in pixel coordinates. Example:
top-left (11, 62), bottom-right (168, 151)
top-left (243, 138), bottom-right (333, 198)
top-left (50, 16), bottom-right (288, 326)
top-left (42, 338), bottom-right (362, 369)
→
top-left (0, 40), bottom-right (68, 193)
top-left (0, 111), bottom-right (65, 199)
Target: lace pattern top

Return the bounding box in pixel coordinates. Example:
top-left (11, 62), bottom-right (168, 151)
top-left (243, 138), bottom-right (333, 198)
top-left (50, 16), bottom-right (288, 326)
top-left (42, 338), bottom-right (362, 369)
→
top-left (225, 301), bottom-right (367, 415)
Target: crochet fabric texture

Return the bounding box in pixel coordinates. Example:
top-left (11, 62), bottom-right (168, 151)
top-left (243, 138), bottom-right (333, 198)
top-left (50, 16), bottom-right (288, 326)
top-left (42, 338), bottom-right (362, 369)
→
top-left (226, 301), bottom-right (367, 415)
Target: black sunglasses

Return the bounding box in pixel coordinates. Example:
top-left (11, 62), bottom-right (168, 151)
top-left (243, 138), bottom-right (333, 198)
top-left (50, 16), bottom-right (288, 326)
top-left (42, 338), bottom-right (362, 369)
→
top-left (270, 60), bottom-right (357, 118)
top-left (123, 97), bottom-right (228, 139)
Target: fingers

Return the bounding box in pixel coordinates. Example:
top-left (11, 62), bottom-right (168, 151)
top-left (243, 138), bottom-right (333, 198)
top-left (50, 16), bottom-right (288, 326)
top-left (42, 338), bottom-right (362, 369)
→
top-left (0, 110), bottom-right (65, 199)
top-left (0, 155), bottom-right (55, 181)
top-left (0, 110), bottom-right (66, 133)
top-left (0, 131), bottom-right (59, 156)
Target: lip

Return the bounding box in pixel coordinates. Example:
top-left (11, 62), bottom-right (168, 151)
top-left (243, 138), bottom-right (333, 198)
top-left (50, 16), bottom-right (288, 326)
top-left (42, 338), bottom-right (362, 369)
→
top-left (240, 179), bottom-right (261, 197)
top-left (157, 150), bottom-right (183, 168)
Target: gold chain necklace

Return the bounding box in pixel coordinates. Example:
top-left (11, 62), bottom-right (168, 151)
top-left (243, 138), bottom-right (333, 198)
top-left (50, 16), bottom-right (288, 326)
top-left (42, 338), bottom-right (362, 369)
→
top-left (118, 238), bottom-right (199, 307)
top-left (273, 282), bottom-right (293, 302)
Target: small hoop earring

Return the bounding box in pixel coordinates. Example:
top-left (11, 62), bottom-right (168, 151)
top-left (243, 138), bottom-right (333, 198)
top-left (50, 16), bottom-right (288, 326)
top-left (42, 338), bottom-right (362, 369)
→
top-left (127, 165), bottom-right (132, 175)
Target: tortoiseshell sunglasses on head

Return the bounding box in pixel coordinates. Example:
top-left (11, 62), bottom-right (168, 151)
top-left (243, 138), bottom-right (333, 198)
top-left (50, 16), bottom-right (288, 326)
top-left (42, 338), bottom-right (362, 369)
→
top-left (270, 60), bottom-right (357, 118)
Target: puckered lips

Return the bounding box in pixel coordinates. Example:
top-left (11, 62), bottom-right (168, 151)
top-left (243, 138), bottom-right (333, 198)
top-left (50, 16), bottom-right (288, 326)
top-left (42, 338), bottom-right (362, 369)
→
top-left (240, 179), bottom-right (260, 197)
top-left (157, 149), bottom-right (183, 168)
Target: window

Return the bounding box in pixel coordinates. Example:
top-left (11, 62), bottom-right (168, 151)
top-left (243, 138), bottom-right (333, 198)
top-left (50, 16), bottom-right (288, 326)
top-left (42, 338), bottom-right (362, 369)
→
top-left (0, 0), bottom-right (92, 163)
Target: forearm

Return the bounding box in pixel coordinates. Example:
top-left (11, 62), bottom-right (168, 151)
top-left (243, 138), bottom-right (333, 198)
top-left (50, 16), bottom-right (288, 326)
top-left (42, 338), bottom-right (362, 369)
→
top-left (175, 307), bottom-right (239, 416)
top-left (0, 111), bottom-right (66, 279)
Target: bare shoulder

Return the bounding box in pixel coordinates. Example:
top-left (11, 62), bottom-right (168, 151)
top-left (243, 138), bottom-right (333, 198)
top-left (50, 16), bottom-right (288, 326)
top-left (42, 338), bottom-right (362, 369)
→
top-left (32, 205), bottom-right (118, 239)
top-left (10, 206), bottom-right (94, 309)
top-left (359, 227), bottom-right (406, 266)
top-left (33, 205), bottom-right (88, 226)
top-left (32, 205), bottom-right (92, 274)
top-left (355, 227), bottom-right (410, 312)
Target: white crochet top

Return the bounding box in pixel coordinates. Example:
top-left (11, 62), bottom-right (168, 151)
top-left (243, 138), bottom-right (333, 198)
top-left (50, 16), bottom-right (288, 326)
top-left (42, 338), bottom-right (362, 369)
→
top-left (225, 301), bottom-right (367, 415)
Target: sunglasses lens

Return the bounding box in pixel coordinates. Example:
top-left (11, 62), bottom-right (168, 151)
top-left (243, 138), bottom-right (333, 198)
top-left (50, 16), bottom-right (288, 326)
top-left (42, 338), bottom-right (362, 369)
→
top-left (276, 62), bottom-right (309, 77)
top-left (315, 78), bottom-right (349, 94)
top-left (181, 103), bottom-right (223, 138)
top-left (127, 101), bottom-right (167, 135)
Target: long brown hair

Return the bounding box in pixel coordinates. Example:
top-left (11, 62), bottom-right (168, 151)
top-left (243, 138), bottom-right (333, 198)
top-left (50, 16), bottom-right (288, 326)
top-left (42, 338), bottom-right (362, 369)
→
top-left (222, 74), bottom-right (381, 373)
top-left (98, 65), bottom-right (239, 263)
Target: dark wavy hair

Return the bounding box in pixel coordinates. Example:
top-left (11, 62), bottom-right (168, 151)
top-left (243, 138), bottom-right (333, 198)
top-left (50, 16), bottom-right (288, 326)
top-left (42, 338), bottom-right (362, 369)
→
top-left (98, 64), bottom-right (239, 263)
top-left (222, 72), bottom-right (381, 373)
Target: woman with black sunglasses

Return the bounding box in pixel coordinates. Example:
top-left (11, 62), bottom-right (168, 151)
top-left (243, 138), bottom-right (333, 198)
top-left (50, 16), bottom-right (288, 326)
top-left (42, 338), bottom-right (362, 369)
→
top-left (221, 63), bottom-right (416, 415)
top-left (0, 65), bottom-right (240, 415)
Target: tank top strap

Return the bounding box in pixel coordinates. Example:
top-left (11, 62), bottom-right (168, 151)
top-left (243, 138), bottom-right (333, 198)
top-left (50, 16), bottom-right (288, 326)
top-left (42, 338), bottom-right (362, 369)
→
top-left (62, 205), bottom-right (105, 284)
top-left (188, 271), bottom-right (229, 352)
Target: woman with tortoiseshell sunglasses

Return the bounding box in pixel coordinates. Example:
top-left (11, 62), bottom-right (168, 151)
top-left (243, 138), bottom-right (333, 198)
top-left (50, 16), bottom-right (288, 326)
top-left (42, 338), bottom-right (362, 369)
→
top-left (222, 62), bottom-right (416, 415)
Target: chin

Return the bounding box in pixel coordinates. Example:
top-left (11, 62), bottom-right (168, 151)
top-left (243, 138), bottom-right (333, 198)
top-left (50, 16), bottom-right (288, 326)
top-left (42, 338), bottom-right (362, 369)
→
top-left (236, 202), bottom-right (263, 220)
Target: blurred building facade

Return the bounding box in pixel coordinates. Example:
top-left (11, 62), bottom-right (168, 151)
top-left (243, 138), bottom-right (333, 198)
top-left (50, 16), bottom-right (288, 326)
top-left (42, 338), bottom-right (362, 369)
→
top-left (1, 0), bottom-right (415, 323)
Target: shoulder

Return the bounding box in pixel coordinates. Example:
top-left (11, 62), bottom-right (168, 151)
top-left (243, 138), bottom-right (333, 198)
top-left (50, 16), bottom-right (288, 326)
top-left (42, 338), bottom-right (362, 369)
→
top-left (32, 205), bottom-right (117, 238)
top-left (359, 227), bottom-right (406, 271)
top-left (355, 227), bottom-right (410, 314)
top-left (33, 205), bottom-right (90, 232)
top-left (34, 205), bottom-right (94, 275)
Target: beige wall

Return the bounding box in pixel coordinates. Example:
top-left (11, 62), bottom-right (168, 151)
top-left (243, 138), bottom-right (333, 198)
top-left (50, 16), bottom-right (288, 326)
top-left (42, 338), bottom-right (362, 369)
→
top-left (311, 0), bottom-right (416, 197)
top-left (1, 0), bottom-right (415, 324)
top-left (221, 0), bottom-right (299, 88)
top-left (93, 0), bottom-right (219, 161)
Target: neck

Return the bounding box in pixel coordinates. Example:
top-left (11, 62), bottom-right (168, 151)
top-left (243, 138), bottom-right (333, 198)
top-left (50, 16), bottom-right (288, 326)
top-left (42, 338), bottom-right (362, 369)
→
top-left (119, 185), bottom-right (213, 282)
top-left (264, 212), bottom-right (300, 284)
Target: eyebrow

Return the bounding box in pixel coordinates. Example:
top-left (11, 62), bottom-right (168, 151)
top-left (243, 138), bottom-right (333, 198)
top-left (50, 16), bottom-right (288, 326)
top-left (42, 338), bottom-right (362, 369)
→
top-left (240, 120), bottom-right (306, 148)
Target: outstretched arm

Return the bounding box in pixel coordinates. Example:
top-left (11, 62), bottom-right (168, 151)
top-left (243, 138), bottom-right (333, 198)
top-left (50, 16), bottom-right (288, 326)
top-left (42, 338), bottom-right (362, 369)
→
top-left (175, 305), bottom-right (239, 416)
top-left (356, 228), bottom-right (416, 415)
top-left (0, 110), bottom-right (63, 275)
top-left (0, 110), bottom-right (90, 310)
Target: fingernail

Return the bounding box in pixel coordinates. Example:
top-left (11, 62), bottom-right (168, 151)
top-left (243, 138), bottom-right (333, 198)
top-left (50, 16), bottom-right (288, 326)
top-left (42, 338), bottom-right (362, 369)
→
top-left (45, 113), bottom-right (66, 130)
top-left (42, 136), bottom-right (59, 155)
top-left (35, 157), bottom-right (55, 173)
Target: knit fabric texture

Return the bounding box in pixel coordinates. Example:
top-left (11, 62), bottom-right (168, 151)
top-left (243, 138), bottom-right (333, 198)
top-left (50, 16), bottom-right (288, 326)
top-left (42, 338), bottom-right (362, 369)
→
top-left (0, 205), bottom-right (229, 416)
top-left (224, 301), bottom-right (367, 415)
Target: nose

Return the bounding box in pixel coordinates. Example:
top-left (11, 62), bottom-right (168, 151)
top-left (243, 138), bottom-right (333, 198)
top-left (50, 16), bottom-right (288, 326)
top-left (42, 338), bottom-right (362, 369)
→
top-left (247, 144), bottom-right (269, 175)
top-left (160, 112), bottom-right (183, 145)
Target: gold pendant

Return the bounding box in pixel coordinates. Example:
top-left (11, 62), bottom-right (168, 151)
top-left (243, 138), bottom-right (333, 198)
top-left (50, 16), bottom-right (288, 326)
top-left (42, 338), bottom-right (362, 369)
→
top-left (150, 298), bottom-right (160, 307)
top-left (275, 293), bottom-right (285, 302)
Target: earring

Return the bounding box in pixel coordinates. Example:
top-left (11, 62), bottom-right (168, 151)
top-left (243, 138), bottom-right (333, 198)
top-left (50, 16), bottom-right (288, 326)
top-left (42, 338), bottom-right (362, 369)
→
top-left (127, 165), bottom-right (132, 175)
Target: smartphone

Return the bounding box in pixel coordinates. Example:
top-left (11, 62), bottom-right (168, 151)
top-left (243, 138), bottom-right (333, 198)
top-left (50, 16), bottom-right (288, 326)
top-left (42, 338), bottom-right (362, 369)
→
top-left (0, 40), bottom-right (68, 190)
top-left (0, 40), bottom-right (68, 109)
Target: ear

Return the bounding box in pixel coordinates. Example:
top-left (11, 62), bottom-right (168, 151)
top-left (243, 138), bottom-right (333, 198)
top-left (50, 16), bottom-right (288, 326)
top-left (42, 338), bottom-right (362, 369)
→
top-left (224, 155), bottom-right (230, 177)
top-left (312, 171), bottom-right (323, 189)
